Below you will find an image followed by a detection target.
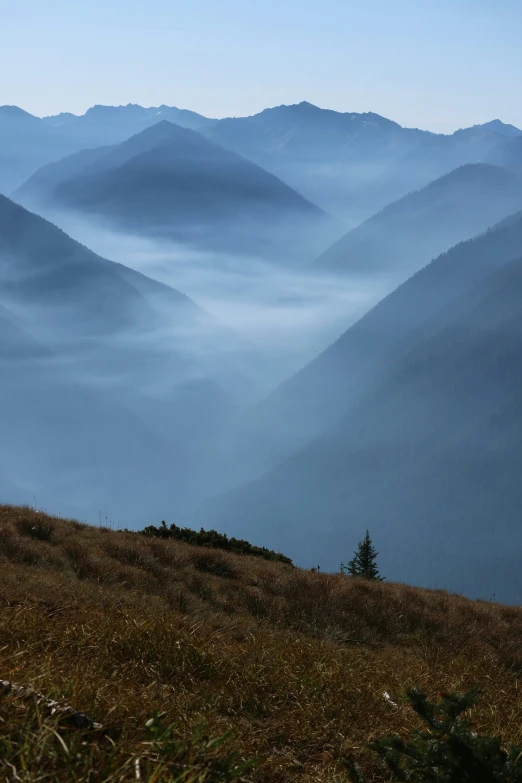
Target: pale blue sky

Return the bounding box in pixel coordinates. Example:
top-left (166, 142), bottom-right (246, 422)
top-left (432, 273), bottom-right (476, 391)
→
top-left (1, 0), bottom-right (521, 132)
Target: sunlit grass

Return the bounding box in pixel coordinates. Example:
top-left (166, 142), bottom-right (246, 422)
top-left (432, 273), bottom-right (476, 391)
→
top-left (1, 504), bottom-right (522, 781)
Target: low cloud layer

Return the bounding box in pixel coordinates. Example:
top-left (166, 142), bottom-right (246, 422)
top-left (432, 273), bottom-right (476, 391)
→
top-left (41, 209), bottom-right (391, 384)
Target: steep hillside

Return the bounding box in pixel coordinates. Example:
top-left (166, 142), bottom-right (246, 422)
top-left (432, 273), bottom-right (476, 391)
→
top-left (0, 196), bottom-right (264, 525)
top-left (2, 505), bottom-right (522, 781)
top-left (14, 145), bottom-right (115, 206)
top-left (315, 164), bottom-right (522, 281)
top-left (201, 217), bottom-right (522, 601)
top-left (202, 210), bottom-right (522, 496)
top-left (16, 121), bottom-right (339, 261)
top-left (0, 106), bottom-right (74, 194)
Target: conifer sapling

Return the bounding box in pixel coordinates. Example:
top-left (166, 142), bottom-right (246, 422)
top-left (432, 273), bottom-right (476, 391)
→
top-left (341, 530), bottom-right (384, 581)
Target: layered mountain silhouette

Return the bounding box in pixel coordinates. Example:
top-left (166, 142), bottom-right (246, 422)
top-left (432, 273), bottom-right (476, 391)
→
top-left (0, 103), bottom-right (215, 193)
top-left (16, 121), bottom-right (338, 260)
top-left (197, 210), bottom-right (522, 601)
top-left (315, 164), bottom-right (522, 282)
top-left (0, 106), bottom-right (77, 195)
top-left (0, 195), bottom-right (266, 523)
top-left (5, 98), bottom-right (522, 598)
top-left (472, 119), bottom-right (522, 138)
top-left (4, 100), bottom-right (520, 229)
top-left (204, 102), bottom-right (515, 224)
top-left (43, 103), bottom-right (215, 147)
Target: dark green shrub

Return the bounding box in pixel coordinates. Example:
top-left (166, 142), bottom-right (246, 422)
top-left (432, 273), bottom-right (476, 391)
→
top-left (140, 521), bottom-right (293, 565)
top-left (346, 688), bottom-right (522, 782)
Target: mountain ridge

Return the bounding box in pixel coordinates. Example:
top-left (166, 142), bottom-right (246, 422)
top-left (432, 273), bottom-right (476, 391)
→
top-left (0, 195), bottom-right (269, 524)
top-left (16, 120), bottom-right (339, 261)
top-left (195, 209), bottom-right (522, 601)
top-left (314, 163), bottom-right (522, 278)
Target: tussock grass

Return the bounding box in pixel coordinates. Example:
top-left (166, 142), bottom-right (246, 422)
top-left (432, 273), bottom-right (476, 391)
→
top-left (1, 505), bottom-right (522, 781)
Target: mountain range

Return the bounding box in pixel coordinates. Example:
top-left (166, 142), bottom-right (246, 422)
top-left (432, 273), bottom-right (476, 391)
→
top-left (315, 163), bottom-right (522, 282)
top-left (203, 103), bottom-right (522, 224)
top-left (4, 98), bottom-right (522, 601)
top-left (3, 101), bottom-right (521, 228)
top-left (15, 120), bottom-right (339, 260)
top-left (43, 103), bottom-right (214, 143)
top-left (195, 209), bottom-right (522, 602)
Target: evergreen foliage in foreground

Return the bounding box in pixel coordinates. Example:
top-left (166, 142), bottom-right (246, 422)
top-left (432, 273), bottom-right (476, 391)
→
top-left (346, 688), bottom-right (522, 782)
top-left (341, 530), bottom-right (384, 580)
top-left (140, 521), bottom-right (293, 565)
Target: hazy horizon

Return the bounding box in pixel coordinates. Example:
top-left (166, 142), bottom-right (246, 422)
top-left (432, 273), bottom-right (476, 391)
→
top-left (5, 99), bottom-right (519, 136)
top-left (3, 0), bottom-right (522, 132)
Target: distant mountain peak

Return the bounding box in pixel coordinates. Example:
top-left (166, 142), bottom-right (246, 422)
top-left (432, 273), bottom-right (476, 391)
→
top-left (245, 101), bottom-right (403, 132)
top-left (292, 101), bottom-right (321, 111)
top-left (0, 105), bottom-right (39, 120)
top-left (468, 119), bottom-right (522, 138)
top-left (85, 103), bottom-right (147, 117)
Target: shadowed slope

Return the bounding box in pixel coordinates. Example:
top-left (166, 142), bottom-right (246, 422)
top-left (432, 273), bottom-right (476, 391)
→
top-left (201, 210), bottom-right (522, 494)
top-left (315, 164), bottom-right (522, 280)
top-left (0, 196), bottom-right (265, 524)
top-left (0, 106), bottom-right (77, 194)
top-left (16, 121), bottom-right (340, 261)
top-left (201, 217), bottom-right (522, 601)
top-left (205, 102), bottom-right (509, 224)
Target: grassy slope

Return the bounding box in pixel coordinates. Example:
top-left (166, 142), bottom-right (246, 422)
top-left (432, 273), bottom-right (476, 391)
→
top-left (1, 505), bottom-right (522, 782)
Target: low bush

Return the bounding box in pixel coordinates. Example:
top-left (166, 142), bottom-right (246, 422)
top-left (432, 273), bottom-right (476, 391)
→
top-left (16, 516), bottom-right (55, 542)
top-left (141, 521), bottom-right (293, 565)
top-left (346, 688), bottom-right (522, 782)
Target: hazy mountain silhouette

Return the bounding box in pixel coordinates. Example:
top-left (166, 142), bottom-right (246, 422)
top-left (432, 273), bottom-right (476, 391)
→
top-left (205, 209), bottom-right (522, 486)
top-left (43, 103), bottom-right (215, 146)
top-left (0, 103), bottom-right (215, 194)
top-left (17, 121), bottom-right (339, 260)
top-left (0, 106), bottom-right (77, 195)
top-left (204, 102), bottom-right (509, 225)
top-left (197, 211), bottom-right (522, 603)
top-left (4, 100), bottom-right (518, 229)
top-left (315, 164), bottom-right (522, 281)
top-left (0, 195), bottom-right (266, 523)
top-left (0, 277), bottom-right (176, 521)
top-left (14, 146), bottom-right (115, 205)
top-left (472, 119), bottom-right (522, 138)
top-left (208, 101), bottom-right (416, 163)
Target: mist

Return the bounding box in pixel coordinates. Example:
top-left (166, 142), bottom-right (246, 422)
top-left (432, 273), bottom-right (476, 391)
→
top-left (0, 193), bottom-right (395, 534)
top-left (2, 102), bottom-right (522, 601)
top-left (24, 207), bottom-right (392, 382)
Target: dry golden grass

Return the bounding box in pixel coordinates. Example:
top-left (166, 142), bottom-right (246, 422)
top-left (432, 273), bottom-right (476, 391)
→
top-left (2, 504), bottom-right (522, 781)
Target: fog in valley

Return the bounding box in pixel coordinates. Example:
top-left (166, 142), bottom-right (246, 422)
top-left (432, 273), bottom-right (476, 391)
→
top-left (2, 99), bottom-right (522, 602)
top-left (39, 210), bottom-right (391, 378)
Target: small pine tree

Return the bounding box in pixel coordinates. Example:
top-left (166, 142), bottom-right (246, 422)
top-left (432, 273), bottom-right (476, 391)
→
top-left (345, 687), bottom-right (522, 782)
top-left (341, 530), bottom-right (384, 581)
